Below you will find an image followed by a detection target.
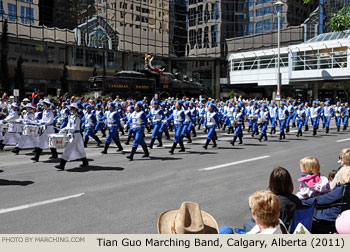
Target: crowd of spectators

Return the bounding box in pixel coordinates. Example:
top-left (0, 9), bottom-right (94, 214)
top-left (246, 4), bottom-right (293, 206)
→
top-left (158, 148), bottom-right (350, 234)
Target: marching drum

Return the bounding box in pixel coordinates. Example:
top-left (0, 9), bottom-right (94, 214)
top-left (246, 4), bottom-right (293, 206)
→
top-left (7, 123), bottom-right (17, 133)
top-left (258, 118), bottom-right (264, 124)
top-left (248, 115), bottom-right (256, 120)
top-left (22, 125), bottom-right (40, 137)
top-left (48, 134), bottom-right (69, 149)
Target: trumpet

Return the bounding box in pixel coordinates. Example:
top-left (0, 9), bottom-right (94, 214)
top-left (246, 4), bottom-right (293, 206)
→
top-left (231, 120), bottom-right (237, 127)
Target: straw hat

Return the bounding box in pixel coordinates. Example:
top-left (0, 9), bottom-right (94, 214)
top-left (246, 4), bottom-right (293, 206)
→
top-left (157, 202), bottom-right (219, 234)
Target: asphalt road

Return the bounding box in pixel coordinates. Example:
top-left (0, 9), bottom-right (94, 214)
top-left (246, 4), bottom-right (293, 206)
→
top-left (0, 122), bottom-right (348, 234)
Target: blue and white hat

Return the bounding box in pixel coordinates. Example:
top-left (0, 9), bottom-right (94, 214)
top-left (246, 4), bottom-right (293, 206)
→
top-left (25, 104), bottom-right (35, 109)
top-left (43, 98), bottom-right (52, 106)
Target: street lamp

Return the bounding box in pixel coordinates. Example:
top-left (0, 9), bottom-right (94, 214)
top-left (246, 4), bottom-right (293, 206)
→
top-left (274, 0), bottom-right (284, 102)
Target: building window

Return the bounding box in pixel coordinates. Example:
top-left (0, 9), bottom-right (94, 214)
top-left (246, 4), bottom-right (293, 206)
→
top-left (0, 2), bottom-right (5, 20)
top-left (197, 28), bottom-right (202, 49)
top-left (248, 23), bottom-right (254, 35)
top-left (7, 3), bottom-right (17, 22)
top-left (189, 30), bottom-right (196, 49)
top-left (264, 19), bottom-right (271, 31)
top-left (264, 6), bottom-right (272, 15)
top-left (248, 0), bottom-right (254, 7)
top-left (197, 5), bottom-right (203, 24)
top-left (256, 8), bottom-right (263, 17)
top-left (21, 7), bottom-right (34, 24)
top-left (273, 17), bottom-right (285, 30)
top-left (203, 26), bottom-right (209, 48)
top-left (256, 21), bottom-right (263, 33)
top-left (256, 0), bottom-right (264, 4)
top-left (211, 24), bottom-right (218, 47)
top-left (249, 11), bottom-right (254, 18)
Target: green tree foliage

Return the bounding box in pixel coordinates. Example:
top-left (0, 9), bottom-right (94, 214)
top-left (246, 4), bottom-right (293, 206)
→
top-left (0, 19), bottom-right (9, 93)
top-left (328, 6), bottom-right (350, 32)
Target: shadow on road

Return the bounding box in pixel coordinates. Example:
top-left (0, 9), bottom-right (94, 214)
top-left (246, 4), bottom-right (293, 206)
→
top-left (136, 156), bottom-right (182, 161)
top-left (183, 151), bottom-right (218, 155)
top-left (0, 170), bottom-right (3, 173)
top-left (243, 143), bottom-right (268, 146)
top-left (0, 179), bottom-right (34, 186)
top-left (65, 166), bottom-right (124, 173)
top-left (218, 147), bottom-right (244, 150)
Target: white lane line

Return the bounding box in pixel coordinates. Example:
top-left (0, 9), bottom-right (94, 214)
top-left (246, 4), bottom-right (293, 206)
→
top-left (0, 193), bottom-right (84, 215)
top-left (198, 155), bottom-right (271, 171)
top-left (337, 138), bottom-right (350, 143)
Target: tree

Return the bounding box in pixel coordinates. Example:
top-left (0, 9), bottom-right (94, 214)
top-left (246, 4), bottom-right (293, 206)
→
top-left (61, 64), bottom-right (69, 94)
top-left (14, 57), bottom-right (25, 100)
top-left (328, 6), bottom-right (350, 32)
top-left (0, 19), bottom-right (9, 94)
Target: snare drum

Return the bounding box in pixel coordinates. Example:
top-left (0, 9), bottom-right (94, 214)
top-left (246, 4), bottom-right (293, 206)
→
top-left (7, 123), bottom-right (17, 133)
top-left (23, 125), bottom-right (40, 137)
top-left (48, 134), bottom-right (68, 149)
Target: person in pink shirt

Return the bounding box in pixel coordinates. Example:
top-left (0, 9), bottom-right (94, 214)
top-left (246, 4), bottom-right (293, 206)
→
top-left (296, 157), bottom-right (330, 199)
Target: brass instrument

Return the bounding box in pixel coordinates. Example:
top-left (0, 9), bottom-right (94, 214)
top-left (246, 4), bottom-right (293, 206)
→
top-left (231, 119), bottom-right (237, 127)
top-left (258, 118), bottom-right (264, 124)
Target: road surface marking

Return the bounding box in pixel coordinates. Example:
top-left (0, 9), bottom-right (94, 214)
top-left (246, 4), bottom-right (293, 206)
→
top-left (336, 138), bottom-right (350, 143)
top-left (0, 193), bottom-right (84, 215)
top-left (198, 155), bottom-right (271, 171)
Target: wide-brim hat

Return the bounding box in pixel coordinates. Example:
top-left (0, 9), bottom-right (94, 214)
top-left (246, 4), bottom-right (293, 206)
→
top-left (43, 98), bottom-right (52, 106)
top-left (157, 202), bottom-right (219, 234)
top-left (68, 103), bottom-right (79, 110)
top-left (23, 98), bottom-right (30, 102)
top-left (25, 104), bottom-right (35, 109)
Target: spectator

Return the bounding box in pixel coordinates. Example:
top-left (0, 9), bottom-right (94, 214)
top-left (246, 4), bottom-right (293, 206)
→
top-left (303, 166), bottom-right (350, 233)
top-left (157, 202), bottom-right (219, 234)
top-left (247, 190), bottom-right (288, 234)
top-left (296, 157), bottom-right (329, 199)
top-left (336, 210), bottom-right (350, 234)
top-left (31, 88), bottom-right (40, 105)
top-left (269, 167), bottom-right (302, 229)
top-left (331, 148), bottom-right (350, 190)
top-left (328, 170), bottom-right (338, 183)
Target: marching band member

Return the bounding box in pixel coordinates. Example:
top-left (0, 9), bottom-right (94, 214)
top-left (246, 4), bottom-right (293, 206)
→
top-left (55, 103), bottom-right (89, 170)
top-left (304, 102), bottom-right (310, 131)
top-left (82, 105), bottom-right (102, 147)
top-left (56, 102), bottom-right (70, 130)
top-left (247, 100), bottom-right (253, 133)
top-left (159, 102), bottom-right (171, 140)
top-left (231, 104), bottom-right (244, 146)
top-left (250, 101), bottom-right (260, 137)
top-left (294, 103), bottom-right (306, 137)
top-left (181, 101), bottom-right (193, 143)
top-left (31, 99), bottom-right (57, 162)
top-left (94, 103), bottom-right (106, 137)
top-left (197, 103), bottom-right (206, 130)
top-left (292, 101), bottom-right (298, 128)
top-left (126, 102), bottom-right (149, 161)
top-left (322, 100), bottom-right (334, 133)
top-left (224, 102), bottom-right (234, 134)
top-left (168, 100), bottom-right (185, 154)
top-left (100, 102), bottom-right (123, 154)
top-left (11, 104), bottom-right (37, 155)
top-left (269, 101), bottom-right (278, 134)
top-left (309, 101), bottom-right (321, 136)
top-left (277, 101), bottom-right (289, 140)
top-left (147, 100), bottom-right (165, 149)
top-left (335, 101), bottom-right (343, 132)
top-left (123, 105), bottom-right (135, 145)
top-left (258, 104), bottom-right (270, 142)
top-left (203, 103), bottom-right (220, 149)
top-left (286, 99), bottom-right (294, 133)
top-left (0, 103), bottom-right (20, 151)
top-left (342, 102), bottom-right (349, 130)
top-left (189, 101), bottom-right (197, 137)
